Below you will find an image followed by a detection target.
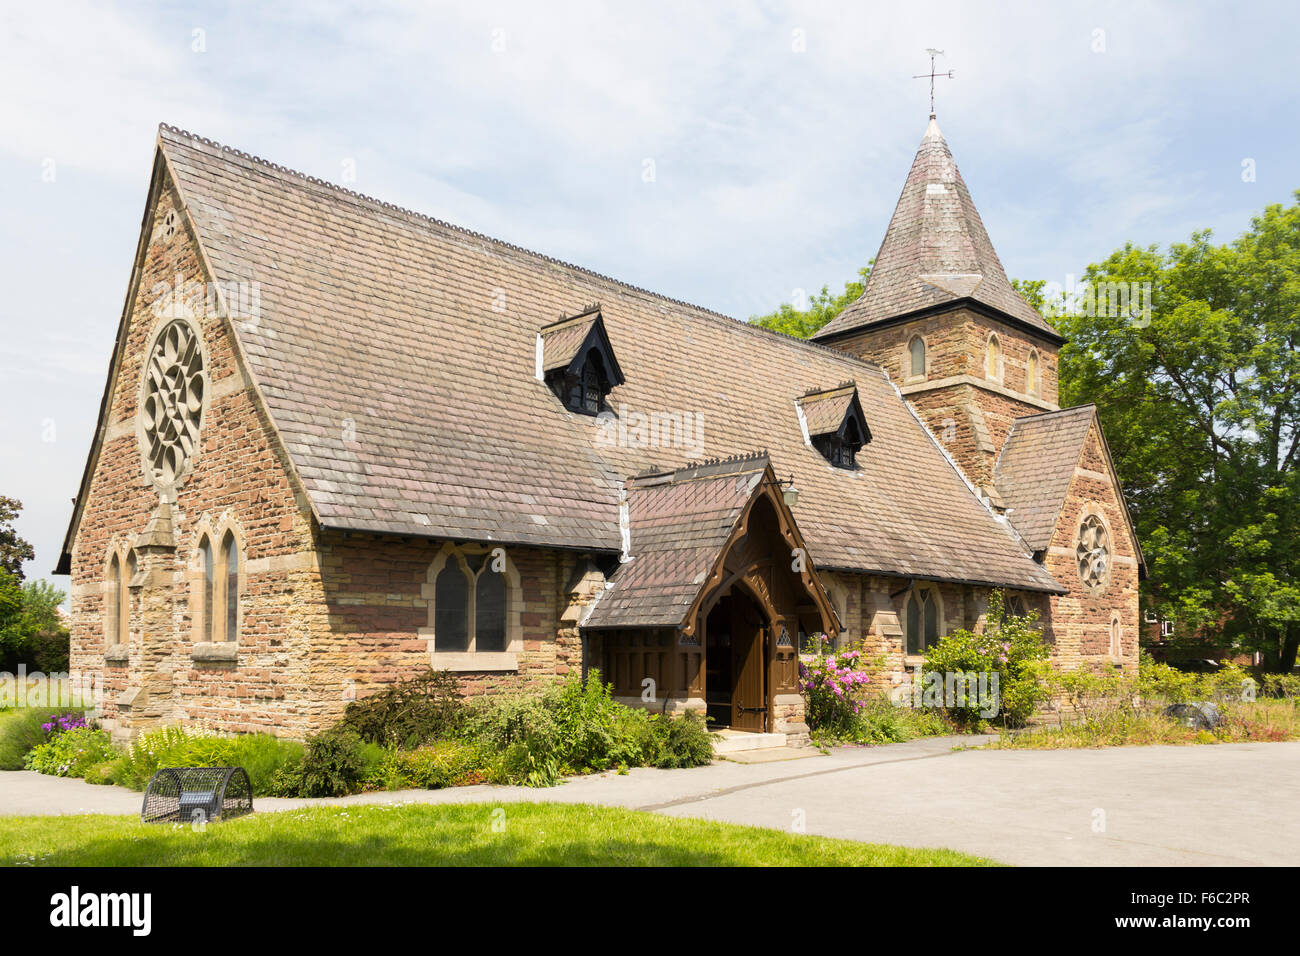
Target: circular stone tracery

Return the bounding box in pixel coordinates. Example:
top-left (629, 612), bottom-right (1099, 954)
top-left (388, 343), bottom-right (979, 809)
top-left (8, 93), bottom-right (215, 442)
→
top-left (140, 319), bottom-right (205, 487)
top-left (1076, 513), bottom-right (1111, 590)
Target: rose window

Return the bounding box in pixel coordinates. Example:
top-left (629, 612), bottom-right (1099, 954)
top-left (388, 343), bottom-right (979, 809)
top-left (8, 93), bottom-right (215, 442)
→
top-left (1076, 514), bottom-right (1110, 589)
top-left (141, 319), bottom-right (205, 486)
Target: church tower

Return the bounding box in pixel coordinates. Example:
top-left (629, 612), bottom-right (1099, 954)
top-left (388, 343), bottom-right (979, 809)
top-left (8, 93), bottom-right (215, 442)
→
top-left (813, 115), bottom-right (1063, 503)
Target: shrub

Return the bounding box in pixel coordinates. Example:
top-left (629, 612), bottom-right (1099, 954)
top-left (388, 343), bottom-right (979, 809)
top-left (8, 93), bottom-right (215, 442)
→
top-left (226, 734), bottom-right (305, 795)
top-left (393, 740), bottom-right (491, 789)
top-left (464, 673), bottom-right (713, 784)
top-left (843, 699), bottom-right (953, 745)
top-left (923, 591), bottom-right (1050, 728)
top-left (276, 726), bottom-right (369, 797)
top-left (1262, 673), bottom-right (1300, 699)
top-left (82, 759), bottom-right (122, 785)
top-left (0, 707), bottom-right (70, 770)
top-left (646, 711), bottom-right (714, 768)
top-left (798, 635), bottom-right (876, 735)
top-left (109, 724), bottom-right (302, 796)
top-left (339, 669), bottom-right (466, 747)
top-left (24, 726), bottom-right (116, 777)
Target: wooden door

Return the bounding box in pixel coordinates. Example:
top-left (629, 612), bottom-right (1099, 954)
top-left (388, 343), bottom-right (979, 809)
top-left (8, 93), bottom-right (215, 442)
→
top-left (730, 599), bottom-right (767, 732)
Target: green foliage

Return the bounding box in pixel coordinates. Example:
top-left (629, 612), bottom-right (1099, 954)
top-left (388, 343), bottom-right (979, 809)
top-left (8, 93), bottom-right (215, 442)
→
top-left (386, 740), bottom-right (492, 789)
top-left (460, 673), bottom-right (714, 785)
top-left (0, 496), bottom-right (35, 580)
top-left (829, 699), bottom-right (954, 746)
top-left (274, 726), bottom-right (369, 797)
top-left (82, 758), bottom-right (123, 785)
top-left (0, 707), bottom-right (67, 770)
top-left (1051, 194), bottom-right (1300, 671)
top-left (24, 726), bottom-right (115, 777)
top-left (922, 591), bottom-right (1050, 728)
top-left (749, 263), bottom-right (872, 339)
top-left (338, 668), bottom-right (465, 748)
top-left (109, 724), bottom-right (302, 796)
top-left (612, 708), bottom-right (714, 769)
top-left (0, 569), bottom-right (69, 673)
top-left (797, 635), bottom-right (876, 736)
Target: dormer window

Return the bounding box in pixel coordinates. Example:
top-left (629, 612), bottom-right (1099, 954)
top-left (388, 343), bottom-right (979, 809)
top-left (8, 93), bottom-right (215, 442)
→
top-left (796, 382), bottom-right (872, 470)
top-left (539, 305), bottom-right (625, 416)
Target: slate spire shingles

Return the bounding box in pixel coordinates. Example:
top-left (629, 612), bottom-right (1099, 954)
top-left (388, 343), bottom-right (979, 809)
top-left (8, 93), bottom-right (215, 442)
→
top-left (157, 124), bottom-right (1061, 593)
top-left (813, 116), bottom-right (1060, 341)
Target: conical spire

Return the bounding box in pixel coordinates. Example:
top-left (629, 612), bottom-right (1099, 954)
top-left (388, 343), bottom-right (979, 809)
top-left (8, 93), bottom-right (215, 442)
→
top-left (814, 117), bottom-right (1058, 340)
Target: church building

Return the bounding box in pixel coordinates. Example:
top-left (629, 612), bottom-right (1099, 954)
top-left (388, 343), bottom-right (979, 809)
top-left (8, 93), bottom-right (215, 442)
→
top-left (58, 115), bottom-right (1142, 742)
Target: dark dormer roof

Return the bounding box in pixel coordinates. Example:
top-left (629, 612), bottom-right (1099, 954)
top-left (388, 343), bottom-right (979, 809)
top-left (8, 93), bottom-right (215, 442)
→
top-left (539, 305), bottom-right (626, 386)
top-left (813, 116), bottom-right (1061, 343)
top-left (796, 382), bottom-right (871, 445)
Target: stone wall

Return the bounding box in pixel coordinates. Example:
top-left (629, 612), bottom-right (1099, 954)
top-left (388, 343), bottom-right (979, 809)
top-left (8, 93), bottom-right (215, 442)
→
top-left (68, 176), bottom-right (322, 741)
top-left (1043, 421), bottom-right (1141, 673)
top-left (829, 307), bottom-right (1059, 494)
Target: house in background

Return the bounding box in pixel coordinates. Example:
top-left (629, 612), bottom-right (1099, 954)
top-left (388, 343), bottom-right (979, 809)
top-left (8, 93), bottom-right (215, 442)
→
top-left (58, 114), bottom-right (1142, 742)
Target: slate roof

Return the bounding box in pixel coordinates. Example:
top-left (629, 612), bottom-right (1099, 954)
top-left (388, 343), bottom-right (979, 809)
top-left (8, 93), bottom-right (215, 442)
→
top-left (540, 307), bottom-right (602, 373)
top-left (994, 405), bottom-right (1097, 551)
top-left (131, 125), bottom-right (1062, 592)
top-left (583, 455), bottom-right (768, 629)
top-left (813, 116), bottom-right (1061, 342)
top-left (797, 383), bottom-right (864, 438)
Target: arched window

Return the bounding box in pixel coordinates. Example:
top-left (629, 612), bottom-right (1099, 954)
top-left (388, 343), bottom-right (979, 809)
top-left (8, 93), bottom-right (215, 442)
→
top-left (423, 545), bottom-right (522, 667)
top-left (476, 568), bottom-right (507, 652)
top-left (1026, 349), bottom-right (1041, 396)
top-left (1109, 615), bottom-right (1122, 659)
top-left (904, 585), bottom-right (942, 655)
top-left (223, 531), bottom-right (240, 644)
top-left (200, 535), bottom-right (215, 643)
top-left (985, 334), bottom-right (1002, 382)
top-left (434, 561), bottom-right (471, 652)
top-left (907, 336), bottom-right (926, 380)
top-left (196, 527), bottom-right (242, 644)
top-left (106, 554), bottom-right (121, 647)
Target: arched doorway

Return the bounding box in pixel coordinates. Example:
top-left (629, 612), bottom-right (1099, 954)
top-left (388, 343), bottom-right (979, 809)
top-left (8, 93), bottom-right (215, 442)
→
top-left (704, 584), bottom-right (768, 731)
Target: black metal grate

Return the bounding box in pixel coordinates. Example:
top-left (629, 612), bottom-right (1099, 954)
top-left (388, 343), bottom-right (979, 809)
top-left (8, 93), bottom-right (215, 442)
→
top-left (141, 766), bottom-right (253, 824)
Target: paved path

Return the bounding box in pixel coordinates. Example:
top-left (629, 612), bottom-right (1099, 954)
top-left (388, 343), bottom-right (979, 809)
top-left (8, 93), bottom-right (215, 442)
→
top-left (4, 737), bottom-right (1298, 865)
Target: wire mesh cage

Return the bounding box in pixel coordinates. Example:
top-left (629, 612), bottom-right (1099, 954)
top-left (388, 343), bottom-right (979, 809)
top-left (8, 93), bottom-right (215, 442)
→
top-left (141, 766), bottom-right (253, 824)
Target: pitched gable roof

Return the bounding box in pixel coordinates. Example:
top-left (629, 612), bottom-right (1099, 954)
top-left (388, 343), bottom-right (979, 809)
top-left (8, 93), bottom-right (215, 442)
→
top-left (994, 405), bottom-right (1098, 550)
top-left (134, 125), bottom-right (1062, 592)
top-left (539, 306), bottom-right (624, 384)
top-left (797, 383), bottom-right (870, 443)
top-left (583, 454), bottom-right (768, 629)
top-left (813, 117), bottom-right (1061, 343)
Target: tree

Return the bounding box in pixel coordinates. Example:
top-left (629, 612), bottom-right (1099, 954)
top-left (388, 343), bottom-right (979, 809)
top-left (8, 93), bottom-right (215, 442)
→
top-left (1056, 192), bottom-right (1300, 671)
top-left (0, 568), bottom-right (68, 672)
top-left (749, 263), bottom-right (872, 339)
top-left (0, 496), bottom-right (34, 580)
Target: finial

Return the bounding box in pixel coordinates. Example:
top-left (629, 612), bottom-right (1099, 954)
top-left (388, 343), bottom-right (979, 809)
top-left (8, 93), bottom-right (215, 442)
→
top-left (913, 48), bottom-right (954, 117)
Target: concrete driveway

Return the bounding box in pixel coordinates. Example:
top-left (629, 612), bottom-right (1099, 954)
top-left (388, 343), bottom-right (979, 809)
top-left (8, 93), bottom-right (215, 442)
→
top-left (3, 737), bottom-right (1297, 865)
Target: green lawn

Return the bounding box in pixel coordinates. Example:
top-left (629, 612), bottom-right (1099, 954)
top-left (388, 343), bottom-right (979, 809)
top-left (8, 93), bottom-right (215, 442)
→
top-left (0, 802), bottom-right (997, 866)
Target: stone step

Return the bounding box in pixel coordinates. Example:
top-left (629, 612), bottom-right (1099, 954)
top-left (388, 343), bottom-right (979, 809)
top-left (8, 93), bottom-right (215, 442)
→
top-left (711, 730), bottom-right (788, 754)
top-left (720, 746), bottom-right (820, 764)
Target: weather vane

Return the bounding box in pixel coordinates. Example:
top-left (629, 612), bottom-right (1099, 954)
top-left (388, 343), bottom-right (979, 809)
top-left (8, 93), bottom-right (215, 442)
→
top-left (913, 48), bottom-right (954, 117)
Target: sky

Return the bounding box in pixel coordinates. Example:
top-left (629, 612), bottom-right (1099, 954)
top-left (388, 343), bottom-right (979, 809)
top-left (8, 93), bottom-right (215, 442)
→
top-left (1, 0), bottom-right (1297, 593)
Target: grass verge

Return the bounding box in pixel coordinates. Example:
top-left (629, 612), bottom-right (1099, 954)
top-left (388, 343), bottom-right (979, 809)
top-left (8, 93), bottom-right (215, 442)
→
top-left (985, 699), bottom-right (1300, 749)
top-left (0, 802), bottom-right (998, 867)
